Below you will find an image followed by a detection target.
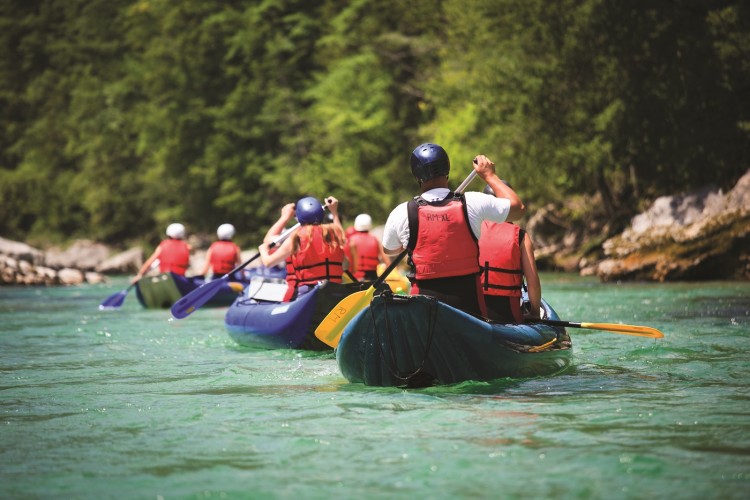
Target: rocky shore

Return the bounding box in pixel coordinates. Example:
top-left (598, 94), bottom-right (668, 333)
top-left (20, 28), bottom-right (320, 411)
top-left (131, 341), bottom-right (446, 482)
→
top-left (2, 169), bottom-right (748, 285)
top-left (530, 169), bottom-right (750, 281)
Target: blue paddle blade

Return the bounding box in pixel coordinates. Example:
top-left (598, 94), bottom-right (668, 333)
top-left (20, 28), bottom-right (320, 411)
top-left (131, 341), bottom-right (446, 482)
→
top-left (98, 287), bottom-right (131, 310)
top-left (170, 276), bottom-right (229, 319)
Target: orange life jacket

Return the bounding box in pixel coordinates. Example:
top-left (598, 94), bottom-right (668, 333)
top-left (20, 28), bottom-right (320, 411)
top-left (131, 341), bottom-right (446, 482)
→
top-left (478, 222), bottom-right (523, 297)
top-left (158, 239), bottom-right (190, 276)
top-left (208, 240), bottom-right (239, 275)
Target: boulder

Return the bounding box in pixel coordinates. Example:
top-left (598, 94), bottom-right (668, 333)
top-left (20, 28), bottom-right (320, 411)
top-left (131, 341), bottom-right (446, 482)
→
top-left (46, 240), bottom-right (111, 271)
top-left (57, 268), bottom-right (85, 285)
top-left (0, 237), bottom-right (45, 265)
top-left (0, 237), bottom-right (110, 285)
top-left (595, 169), bottom-right (750, 281)
top-left (85, 272), bottom-right (106, 284)
top-left (96, 247), bottom-right (143, 274)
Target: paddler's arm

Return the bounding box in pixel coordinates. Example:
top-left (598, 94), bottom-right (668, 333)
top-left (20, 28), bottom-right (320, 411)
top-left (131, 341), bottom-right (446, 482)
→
top-left (264, 203), bottom-right (296, 244)
top-left (473, 155), bottom-right (526, 222)
top-left (259, 237), bottom-right (293, 268)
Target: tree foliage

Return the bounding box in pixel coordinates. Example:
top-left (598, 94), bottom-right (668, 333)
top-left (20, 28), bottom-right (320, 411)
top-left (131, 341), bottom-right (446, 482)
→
top-left (0, 0), bottom-right (747, 247)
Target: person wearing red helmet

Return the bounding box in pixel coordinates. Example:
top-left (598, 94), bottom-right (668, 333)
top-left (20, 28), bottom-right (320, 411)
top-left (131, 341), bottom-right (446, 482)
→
top-left (381, 143), bottom-right (525, 317)
top-left (259, 196), bottom-right (347, 301)
top-left (132, 223), bottom-right (191, 283)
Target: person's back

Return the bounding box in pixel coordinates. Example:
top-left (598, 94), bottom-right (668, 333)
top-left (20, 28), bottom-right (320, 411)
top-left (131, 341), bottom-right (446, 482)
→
top-left (132, 223), bottom-right (191, 284)
top-left (202, 223), bottom-right (241, 277)
top-left (291, 224), bottom-right (345, 286)
top-left (259, 196), bottom-right (347, 301)
top-left (478, 185), bottom-right (541, 322)
top-left (157, 223), bottom-right (190, 276)
top-left (405, 191), bottom-right (484, 315)
top-left (348, 214), bottom-right (388, 281)
top-left (382, 143), bottom-right (526, 318)
top-left (478, 221), bottom-right (524, 322)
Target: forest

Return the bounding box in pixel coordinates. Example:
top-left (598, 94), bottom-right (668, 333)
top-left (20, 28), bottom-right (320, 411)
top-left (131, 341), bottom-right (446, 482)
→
top-left (1, 0), bottom-right (748, 249)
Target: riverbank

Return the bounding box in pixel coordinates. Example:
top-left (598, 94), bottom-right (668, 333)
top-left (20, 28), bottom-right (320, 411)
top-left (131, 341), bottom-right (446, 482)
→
top-left (2, 169), bottom-right (748, 285)
top-left (530, 169), bottom-right (750, 281)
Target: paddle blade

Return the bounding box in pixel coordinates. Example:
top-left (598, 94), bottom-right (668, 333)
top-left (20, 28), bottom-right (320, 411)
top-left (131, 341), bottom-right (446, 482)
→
top-left (314, 288), bottom-right (374, 348)
top-left (170, 277), bottom-right (229, 319)
top-left (98, 287), bottom-right (131, 310)
top-left (581, 322), bottom-right (664, 338)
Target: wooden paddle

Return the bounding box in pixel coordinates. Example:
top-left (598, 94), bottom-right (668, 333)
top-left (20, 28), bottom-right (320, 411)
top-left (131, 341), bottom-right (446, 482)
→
top-left (315, 169), bottom-right (480, 348)
top-left (170, 222), bottom-right (300, 319)
top-left (533, 318), bottom-right (665, 338)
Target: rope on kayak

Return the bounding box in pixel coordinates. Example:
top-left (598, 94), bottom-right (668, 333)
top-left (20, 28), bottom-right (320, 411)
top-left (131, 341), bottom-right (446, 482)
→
top-left (527, 338), bottom-right (557, 353)
top-left (370, 291), bottom-right (438, 387)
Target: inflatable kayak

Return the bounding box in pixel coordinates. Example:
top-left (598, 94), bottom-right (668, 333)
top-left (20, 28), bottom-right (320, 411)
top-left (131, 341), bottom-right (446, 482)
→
top-left (225, 278), bottom-right (385, 350)
top-left (134, 272), bottom-right (245, 309)
top-left (336, 292), bottom-right (572, 387)
top-left (243, 264), bottom-right (287, 280)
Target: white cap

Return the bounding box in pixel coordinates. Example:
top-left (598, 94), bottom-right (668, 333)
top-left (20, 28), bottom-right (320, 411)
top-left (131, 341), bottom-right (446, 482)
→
top-left (354, 214), bottom-right (372, 231)
top-left (217, 223), bottom-right (235, 240)
top-left (166, 223), bottom-right (186, 239)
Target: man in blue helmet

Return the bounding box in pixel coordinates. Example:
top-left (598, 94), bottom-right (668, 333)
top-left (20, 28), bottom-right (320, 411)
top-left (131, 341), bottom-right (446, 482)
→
top-left (381, 143), bottom-right (526, 317)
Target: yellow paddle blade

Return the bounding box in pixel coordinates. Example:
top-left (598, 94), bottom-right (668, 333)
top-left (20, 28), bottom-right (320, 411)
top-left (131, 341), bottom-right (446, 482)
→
top-left (580, 322), bottom-right (664, 338)
top-left (228, 282), bottom-right (245, 293)
top-left (314, 287), bottom-right (374, 348)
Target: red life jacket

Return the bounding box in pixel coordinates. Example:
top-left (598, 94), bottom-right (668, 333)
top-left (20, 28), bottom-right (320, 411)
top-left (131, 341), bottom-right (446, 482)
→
top-left (478, 222), bottom-right (523, 297)
top-left (290, 226), bottom-right (344, 287)
top-left (208, 240), bottom-right (239, 275)
top-left (407, 193), bottom-right (480, 280)
top-left (158, 239), bottom-right (190, 276)
top-left (349, 231), bottom-right (380, 280)
top-left (343, 226), bottom-right (356, 264)
top-left (282, 256), bottom-right (297, 302)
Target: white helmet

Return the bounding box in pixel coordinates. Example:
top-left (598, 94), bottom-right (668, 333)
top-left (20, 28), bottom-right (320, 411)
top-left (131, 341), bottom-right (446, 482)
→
top-left (165, 223), bottom-right (186, 239)
top-left (217, 223), bottom-right (235, 240)
top-left (354, 214), bottom-right (372, 232)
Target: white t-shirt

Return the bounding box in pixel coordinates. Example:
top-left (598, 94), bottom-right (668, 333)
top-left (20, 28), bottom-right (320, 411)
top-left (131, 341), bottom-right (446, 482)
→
top-left (382, 188), bottom-right (511, 252)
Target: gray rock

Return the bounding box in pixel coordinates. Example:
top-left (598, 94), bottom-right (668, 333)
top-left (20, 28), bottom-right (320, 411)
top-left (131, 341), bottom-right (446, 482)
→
top-left (85, 272), bottom-right (106, 284)
top-left (46, 240), bottom-right (111, 271)
top-left (596, 169), bottom-right (750, 281)
top-left (57, 268), bottom-right (85, 285)
top-left (96, 247), bottom-right (143, 274)
top-left (0, 237), bottom-right (45, 265)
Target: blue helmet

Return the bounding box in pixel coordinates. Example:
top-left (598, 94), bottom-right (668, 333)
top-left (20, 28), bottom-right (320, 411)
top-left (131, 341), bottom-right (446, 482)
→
top-left (295, 196), bottom-right (325, 225)
top-left (410, 143), bottom-right (450, 182)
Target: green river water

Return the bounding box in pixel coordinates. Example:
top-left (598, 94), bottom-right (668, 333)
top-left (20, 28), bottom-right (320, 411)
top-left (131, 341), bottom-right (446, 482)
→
top-left (1, 274), bottom-right (749, 499)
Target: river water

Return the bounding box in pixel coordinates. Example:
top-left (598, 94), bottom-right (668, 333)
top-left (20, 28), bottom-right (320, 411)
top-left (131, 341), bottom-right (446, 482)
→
top-left (1, 274), bottom-right (748, 499)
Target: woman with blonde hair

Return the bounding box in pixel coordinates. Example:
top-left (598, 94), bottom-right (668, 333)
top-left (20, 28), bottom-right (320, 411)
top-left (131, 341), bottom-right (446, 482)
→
top-left (259, 196), bottom-right (347, 301)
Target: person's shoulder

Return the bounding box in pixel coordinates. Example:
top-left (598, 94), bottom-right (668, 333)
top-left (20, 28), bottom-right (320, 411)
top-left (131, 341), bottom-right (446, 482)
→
top-left (386, 202), bottom-right (408, 219)
top-left (389, 200), bottom-right (409, 212)
top-left (464, 191), bottom-right (492, 202)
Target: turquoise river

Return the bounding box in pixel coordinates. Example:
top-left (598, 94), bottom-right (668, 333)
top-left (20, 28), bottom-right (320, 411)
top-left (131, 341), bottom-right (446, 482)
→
top-left (1, 274), bottom-right (749, 499)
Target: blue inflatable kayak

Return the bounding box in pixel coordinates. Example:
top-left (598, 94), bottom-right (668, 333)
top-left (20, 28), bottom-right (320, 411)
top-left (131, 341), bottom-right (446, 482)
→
top-left (224, 279), bottom-right (382, 350)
